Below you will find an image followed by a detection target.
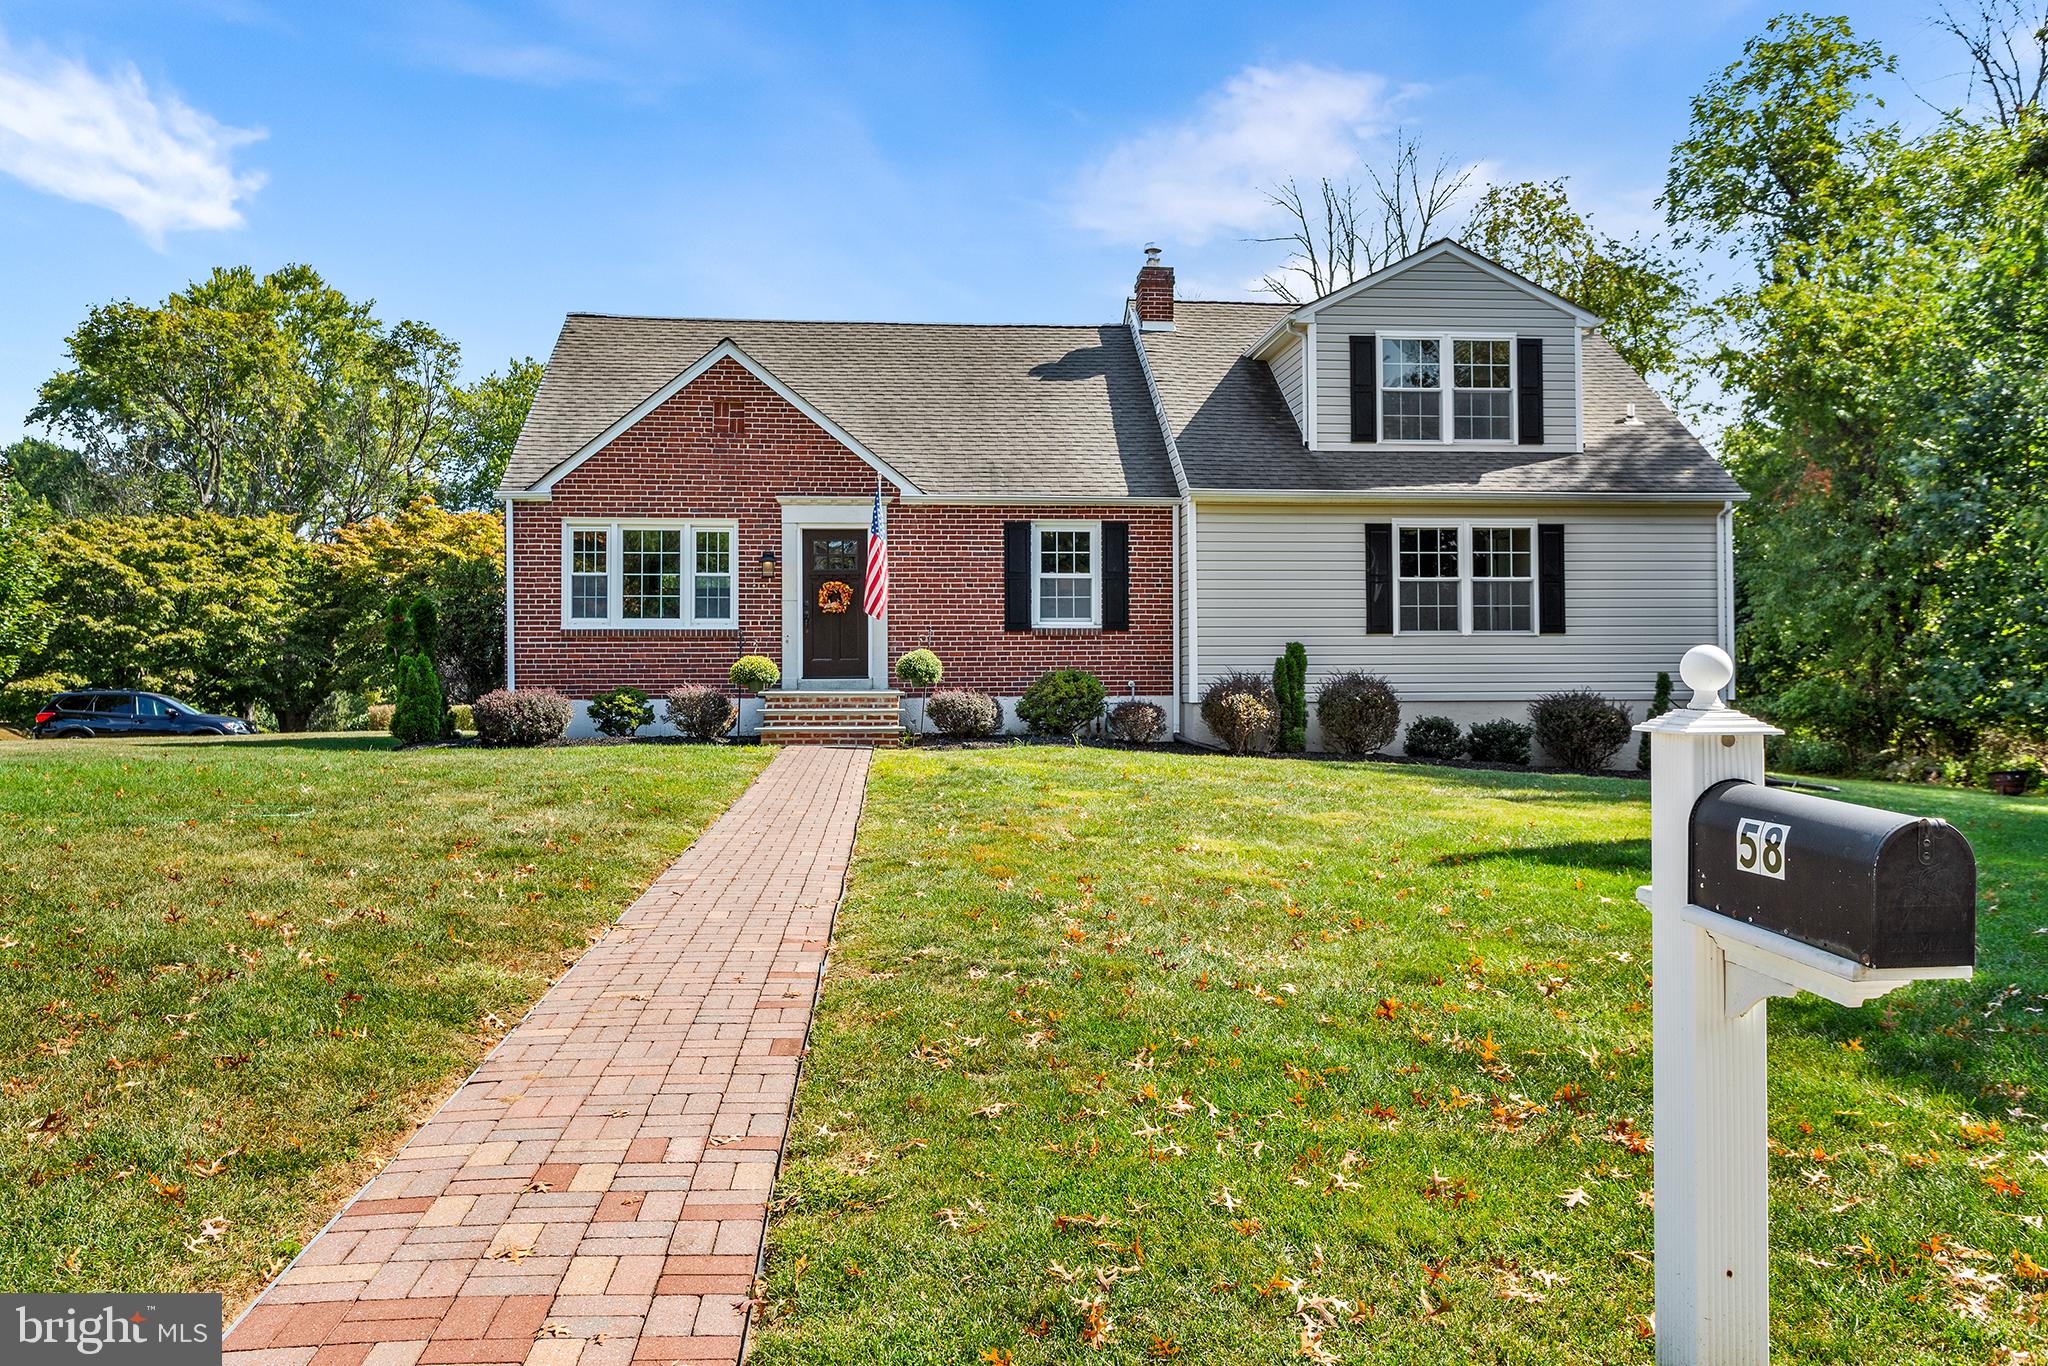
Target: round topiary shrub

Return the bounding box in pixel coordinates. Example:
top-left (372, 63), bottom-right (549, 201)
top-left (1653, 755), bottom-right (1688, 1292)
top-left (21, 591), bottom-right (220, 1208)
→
top-left (729, 655), bottom-right (781, 695)
top-left (473, 689), bottom-right (572, 747)
top-left (927, 689), bottom-right (1001, 739)
top-left (1016, 669), bottom-right (1106, 740)
top-left (1467, 718), bottom-right (1533, 765)
top-left (588, 686), bottom-right (654, 738)
top-left (1315, 671), bottom-right (1400, 755)
top-left (895, 649), bottom-right (943, 690)
top-left (1107, 699), bottom-right (1167, 744)
top-left (1528, 690), bottom-right (1634, 769)
top-left (1200, 672), bottom-right (1278, 755)
top-left (665, 684), bottom-right (736, 741)
top-left (1403, 715), bottom-right (1465, 761)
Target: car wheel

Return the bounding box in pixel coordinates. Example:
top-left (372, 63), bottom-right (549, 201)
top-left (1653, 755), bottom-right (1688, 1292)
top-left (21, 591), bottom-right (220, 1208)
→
top-left (55, 728), bottom-right (94, 739)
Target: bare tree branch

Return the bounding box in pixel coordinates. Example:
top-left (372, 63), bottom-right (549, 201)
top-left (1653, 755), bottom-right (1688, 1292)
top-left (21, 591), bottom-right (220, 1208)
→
top-left (1254, 132), bottom-right (1480, 302)
top-left (1936, 0), bottom-right (2048, 128)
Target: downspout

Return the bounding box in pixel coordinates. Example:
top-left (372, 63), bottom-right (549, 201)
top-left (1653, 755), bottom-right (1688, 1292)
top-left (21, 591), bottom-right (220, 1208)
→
top-left (1170, 497), bottom-right (1181, 728)
top-left (502, 499), bottom-right (516, 691)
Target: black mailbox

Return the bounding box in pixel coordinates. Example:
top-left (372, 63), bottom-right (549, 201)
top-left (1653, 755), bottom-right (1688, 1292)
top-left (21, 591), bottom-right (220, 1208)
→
top-left (1689, 780), bottom-right (1975, 969)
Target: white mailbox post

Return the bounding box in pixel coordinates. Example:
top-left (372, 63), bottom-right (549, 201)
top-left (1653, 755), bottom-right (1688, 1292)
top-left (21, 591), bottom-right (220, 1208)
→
top-left (1636, 645), bottom-right (1973, 1366)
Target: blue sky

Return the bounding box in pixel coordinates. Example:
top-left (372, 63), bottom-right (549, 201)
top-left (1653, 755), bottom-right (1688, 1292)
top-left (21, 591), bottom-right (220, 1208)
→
top-left (0, 1), bottom-right (1967, 442)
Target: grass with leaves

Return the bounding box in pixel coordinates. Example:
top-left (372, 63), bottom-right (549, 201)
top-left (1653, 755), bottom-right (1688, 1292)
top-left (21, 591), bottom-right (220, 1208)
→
top-left (0, 734), bottom-right (768, 1308)
top-left (756, 749), bottom-right (2046, 1364)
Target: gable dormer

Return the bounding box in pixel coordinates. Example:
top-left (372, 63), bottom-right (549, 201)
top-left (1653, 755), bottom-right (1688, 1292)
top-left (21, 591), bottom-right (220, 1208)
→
top-left (1248, 240), bottom-right (1594, 455)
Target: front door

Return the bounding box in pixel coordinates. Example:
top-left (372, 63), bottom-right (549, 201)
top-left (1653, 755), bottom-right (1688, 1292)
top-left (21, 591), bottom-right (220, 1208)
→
top-left (801, 529), bottom-right (869, 680)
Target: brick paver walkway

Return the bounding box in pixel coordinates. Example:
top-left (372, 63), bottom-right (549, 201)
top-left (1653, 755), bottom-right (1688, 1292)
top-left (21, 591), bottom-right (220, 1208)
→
top-left (223, 745), bottom-right (871, 1366)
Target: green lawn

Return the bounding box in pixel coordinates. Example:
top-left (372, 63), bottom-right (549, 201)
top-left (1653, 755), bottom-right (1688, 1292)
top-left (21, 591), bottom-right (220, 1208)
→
top-left (0, 735), bottom-right (768, 1308)
top-left (756, 750), bottom-right (2046, 1364)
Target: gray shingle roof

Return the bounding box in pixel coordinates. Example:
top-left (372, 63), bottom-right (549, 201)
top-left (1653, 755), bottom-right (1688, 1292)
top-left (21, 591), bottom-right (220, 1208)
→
top-left (1140, 300), bottom-right (1745, 499)
top-left (503, 315), bottom-right (1177, 499)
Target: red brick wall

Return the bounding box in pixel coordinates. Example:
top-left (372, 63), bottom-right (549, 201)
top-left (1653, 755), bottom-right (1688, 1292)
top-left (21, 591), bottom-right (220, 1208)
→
top-left (510, 356), bottom-right (1174, 697)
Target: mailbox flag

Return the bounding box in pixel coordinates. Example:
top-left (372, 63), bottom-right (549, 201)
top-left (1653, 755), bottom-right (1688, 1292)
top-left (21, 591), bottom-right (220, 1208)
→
top-left (864, 486), bottom-right (889, 619)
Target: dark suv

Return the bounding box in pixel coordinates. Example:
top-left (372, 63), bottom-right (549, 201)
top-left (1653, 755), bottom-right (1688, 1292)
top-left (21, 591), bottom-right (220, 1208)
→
top-left (31, 690), bottom-right (254, 739)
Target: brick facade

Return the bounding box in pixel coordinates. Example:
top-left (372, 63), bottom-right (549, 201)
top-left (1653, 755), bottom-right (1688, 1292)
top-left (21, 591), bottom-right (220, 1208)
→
top-left (510, 357), bottom-right (1174, 698)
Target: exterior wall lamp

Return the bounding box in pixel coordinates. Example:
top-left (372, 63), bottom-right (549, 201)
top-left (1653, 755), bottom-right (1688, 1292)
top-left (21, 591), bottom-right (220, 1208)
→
top-left (758, 549), bottom-right (780, 581)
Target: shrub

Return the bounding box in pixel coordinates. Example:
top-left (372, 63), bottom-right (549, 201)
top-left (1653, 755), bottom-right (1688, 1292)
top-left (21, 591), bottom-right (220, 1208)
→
top-left (928, 689), bottom-right (1001, 739)
top-left (1403, 715), bottom-right (1465, 761)
top-left (1273, 642), bottom-right (1308, 752)
top-left (1107, 699), bottom-right (1167, 743)
top-left (1467, 718), bottom-right (1533, 765)
top-left (367, 702), bottom-right (395, 731)
top-left (250, 701), bottom-right (280, 734)
top-left (473, 689), bottom-right (571, 747)
top-left (665, 685), bottom-right (736, 741)
top-left (389, 652), bottom-right (445, 746)
top-left (895, 649), bottom-right (943, 690)
top-left (588, 686), bottom-right (654, 738)
top-left (1638, 670), bottom-right (1674, 770)
top-left (309, 689), bottom-right (371, 732)
top-left (1529, 690), bottom-right (1634, 769)
top-left (1017, 669), bottom-right (1106, 740)
top-left (1200, 672), bottom-right (1278, 755)
top-left (1768, 730), bottom-right (1853, 776)
top-left (447, 704), bottom-right (473, 734)
top-left (1316, 672), bottom-right (1400, 755)
top-left (0, 673), bottom-right (84, 728)
top-left (729, 655), bottom-right (780, 695)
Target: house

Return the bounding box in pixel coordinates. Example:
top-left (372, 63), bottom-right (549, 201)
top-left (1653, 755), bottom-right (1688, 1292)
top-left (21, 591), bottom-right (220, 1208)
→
top-left (498, 240), bottom-right (1743, 754)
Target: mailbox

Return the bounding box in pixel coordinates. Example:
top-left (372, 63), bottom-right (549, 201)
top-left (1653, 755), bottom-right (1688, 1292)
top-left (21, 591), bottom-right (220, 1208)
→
top-left (1689, 780), bottom-right (1975, 970)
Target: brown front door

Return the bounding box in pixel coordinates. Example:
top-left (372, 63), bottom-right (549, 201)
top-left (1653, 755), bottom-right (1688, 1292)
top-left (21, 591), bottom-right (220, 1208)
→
top-left (801, 529), bottom-right (868, 679)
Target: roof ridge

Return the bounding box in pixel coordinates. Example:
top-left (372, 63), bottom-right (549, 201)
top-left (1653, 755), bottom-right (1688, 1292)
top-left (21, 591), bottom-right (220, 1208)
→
top-left (563, 312), bottom-right (1124, 330)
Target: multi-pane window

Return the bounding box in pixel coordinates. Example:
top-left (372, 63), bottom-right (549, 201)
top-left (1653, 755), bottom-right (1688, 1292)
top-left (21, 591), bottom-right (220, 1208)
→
top-left (1452, 340), bottom-right (1512, 441)
top-left (1035, 523), bottom-right (1098, 626)
top-left (1380, 338), bottom-right (1441, 441)
top-left (1398, 526), bottom-right (1461, 632)
top-left (563, 522), bottom-right (737, 628)
top-left (570, 529), bottom-right (609, 620)
top-left (1378, 335), bottom-right (1515, 443)
top-left (621, 529), bottom-right (683, 620)
top-left (1470, 526), bottom-right (1534, 632)
top-left (693, 529), bottom-right (733, 622)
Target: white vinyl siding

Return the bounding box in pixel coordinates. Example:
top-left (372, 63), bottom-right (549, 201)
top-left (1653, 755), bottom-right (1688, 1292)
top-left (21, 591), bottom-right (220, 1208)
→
top-left (1312, 254), bottom-right (1578, 451)
top-left (1192, 501), bottom-right (1722, 703)
top-left (1268, 330), bottom-right (1307, 440)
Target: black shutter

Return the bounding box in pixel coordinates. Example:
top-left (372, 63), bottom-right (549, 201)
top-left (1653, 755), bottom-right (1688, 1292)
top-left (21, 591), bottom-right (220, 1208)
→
top-left (1516, 338), bottom-right (1545, 445)
top-left (1349, 333), bottom-right (1377, 443)
top-left (1101, 522), bottom-right (1130, 631)
top-left (1364, 522), bottom-right (1393, 635)
top-left (1538, 523), bottom-right (1566, 633)
top-left (1003, 521), bottom-right (1032, 631)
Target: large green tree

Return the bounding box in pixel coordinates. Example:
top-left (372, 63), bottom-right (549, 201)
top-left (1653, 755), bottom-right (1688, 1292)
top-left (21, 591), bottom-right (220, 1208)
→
top-left (0, 475), bottom-right (58, 680)
top-left (437, 357), bottom-right (542, 511)
top-left (1461, 179), bottom-right (1696, 379)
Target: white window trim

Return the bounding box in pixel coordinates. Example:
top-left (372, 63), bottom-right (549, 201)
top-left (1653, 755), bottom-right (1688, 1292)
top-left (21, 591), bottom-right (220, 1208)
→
top-left (1377, 332), bottom-right (1517, 446)
top-left (1030, 519), bottom-right (1102, 630)
top-left (559, 518), bottom-right (740, 631)
top-left (1390, 518), bottom-right (1541, 637)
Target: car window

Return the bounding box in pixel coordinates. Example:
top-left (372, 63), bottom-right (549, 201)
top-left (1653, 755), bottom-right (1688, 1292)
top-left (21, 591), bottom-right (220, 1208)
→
top-left (92, 694), bottom-right (136, 715)
top-left (53, 694), bottom-right (87, 712)
top-left (136, 696), bottom-right (168, 717)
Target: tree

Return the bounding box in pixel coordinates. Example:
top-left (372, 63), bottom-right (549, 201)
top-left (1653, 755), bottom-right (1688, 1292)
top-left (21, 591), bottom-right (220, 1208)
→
top-left (28, 265), bottom-right (461, 534)
top-left (2, 438), bottom-right (132, 516)
top-left (438, 358), bottom-right (542, 511)
top-left (1462, 179), bottom-right (1696, 379)
top-left (0, 474), bottom-right (58, 680)
top-left (321, 498), bottom-right (504, 701)
top-left (1937, 1), bottom-right (2048, 130)
top-left (1257, 132), bottom-right (1476, 302)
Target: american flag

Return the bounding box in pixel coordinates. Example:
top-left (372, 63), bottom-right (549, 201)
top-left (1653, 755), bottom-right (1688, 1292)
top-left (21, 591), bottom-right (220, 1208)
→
top-left (863, 485), bottom-right (889, 618)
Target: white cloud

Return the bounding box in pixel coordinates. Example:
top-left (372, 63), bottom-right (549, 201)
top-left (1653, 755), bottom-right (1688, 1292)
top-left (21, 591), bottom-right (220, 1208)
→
top-left (0, 34), bottom-right (265, 243)
top-left (1068, 64), bottom-right (1397, 246)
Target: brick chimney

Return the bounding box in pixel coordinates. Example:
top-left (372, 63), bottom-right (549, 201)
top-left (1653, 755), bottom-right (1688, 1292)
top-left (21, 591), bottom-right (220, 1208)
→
top-left (1134, 244), bottom-right (1174, 328)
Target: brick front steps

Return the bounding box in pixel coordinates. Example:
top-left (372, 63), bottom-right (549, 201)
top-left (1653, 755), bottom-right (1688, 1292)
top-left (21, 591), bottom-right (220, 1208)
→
top-left (758, 689), bottom-right (903, 746)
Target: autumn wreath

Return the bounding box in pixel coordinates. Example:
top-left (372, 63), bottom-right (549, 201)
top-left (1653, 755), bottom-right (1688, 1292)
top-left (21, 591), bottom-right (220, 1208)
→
top-left (817, 580), bottom-right (854, 614)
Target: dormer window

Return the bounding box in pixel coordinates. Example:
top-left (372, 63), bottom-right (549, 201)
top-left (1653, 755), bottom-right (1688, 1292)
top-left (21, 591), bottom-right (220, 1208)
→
top-left (1379, 335), bottom-right (1516, 444)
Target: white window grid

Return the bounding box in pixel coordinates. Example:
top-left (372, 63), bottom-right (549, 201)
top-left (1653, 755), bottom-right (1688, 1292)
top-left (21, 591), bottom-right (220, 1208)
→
top-left (1390, 519), bottom-right (1541, 636)
top-left (1032, 519), bottom-right (1101, 629)
top-left (1378, 333), bottom-right (1518, 445)
top-left (560, 519), bottom-right (740, 630)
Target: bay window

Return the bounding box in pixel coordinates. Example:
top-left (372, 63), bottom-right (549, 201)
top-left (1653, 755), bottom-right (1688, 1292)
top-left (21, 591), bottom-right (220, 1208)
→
top-left (561, 520), bottom-right (739, 629)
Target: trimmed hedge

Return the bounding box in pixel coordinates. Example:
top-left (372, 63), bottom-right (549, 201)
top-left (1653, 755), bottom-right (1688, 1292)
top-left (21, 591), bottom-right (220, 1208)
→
top-left (1016, 669), bottom-right (1105, 740)
top-left (1107, 699), bottom-right (1167, 743)
top-left (473, 689), bottom-right (571, 747)
top-left (1529, 690), bottom-right (1633, 769)
top-left (928, 689), bottom-right (1001, 739)
top-left (1403, 715), bottom-right (1465, 761)
top-left (1315, 672), bottom-right (1400, 755)
top-left (1467, 718), bottom-right (1533, 765)
top-left (665, 685), bottom-right (736, 741)
top-left (588, 686), bottom-right (654, 738)
top-left (1200, 672), bottom-right (1278, 755)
